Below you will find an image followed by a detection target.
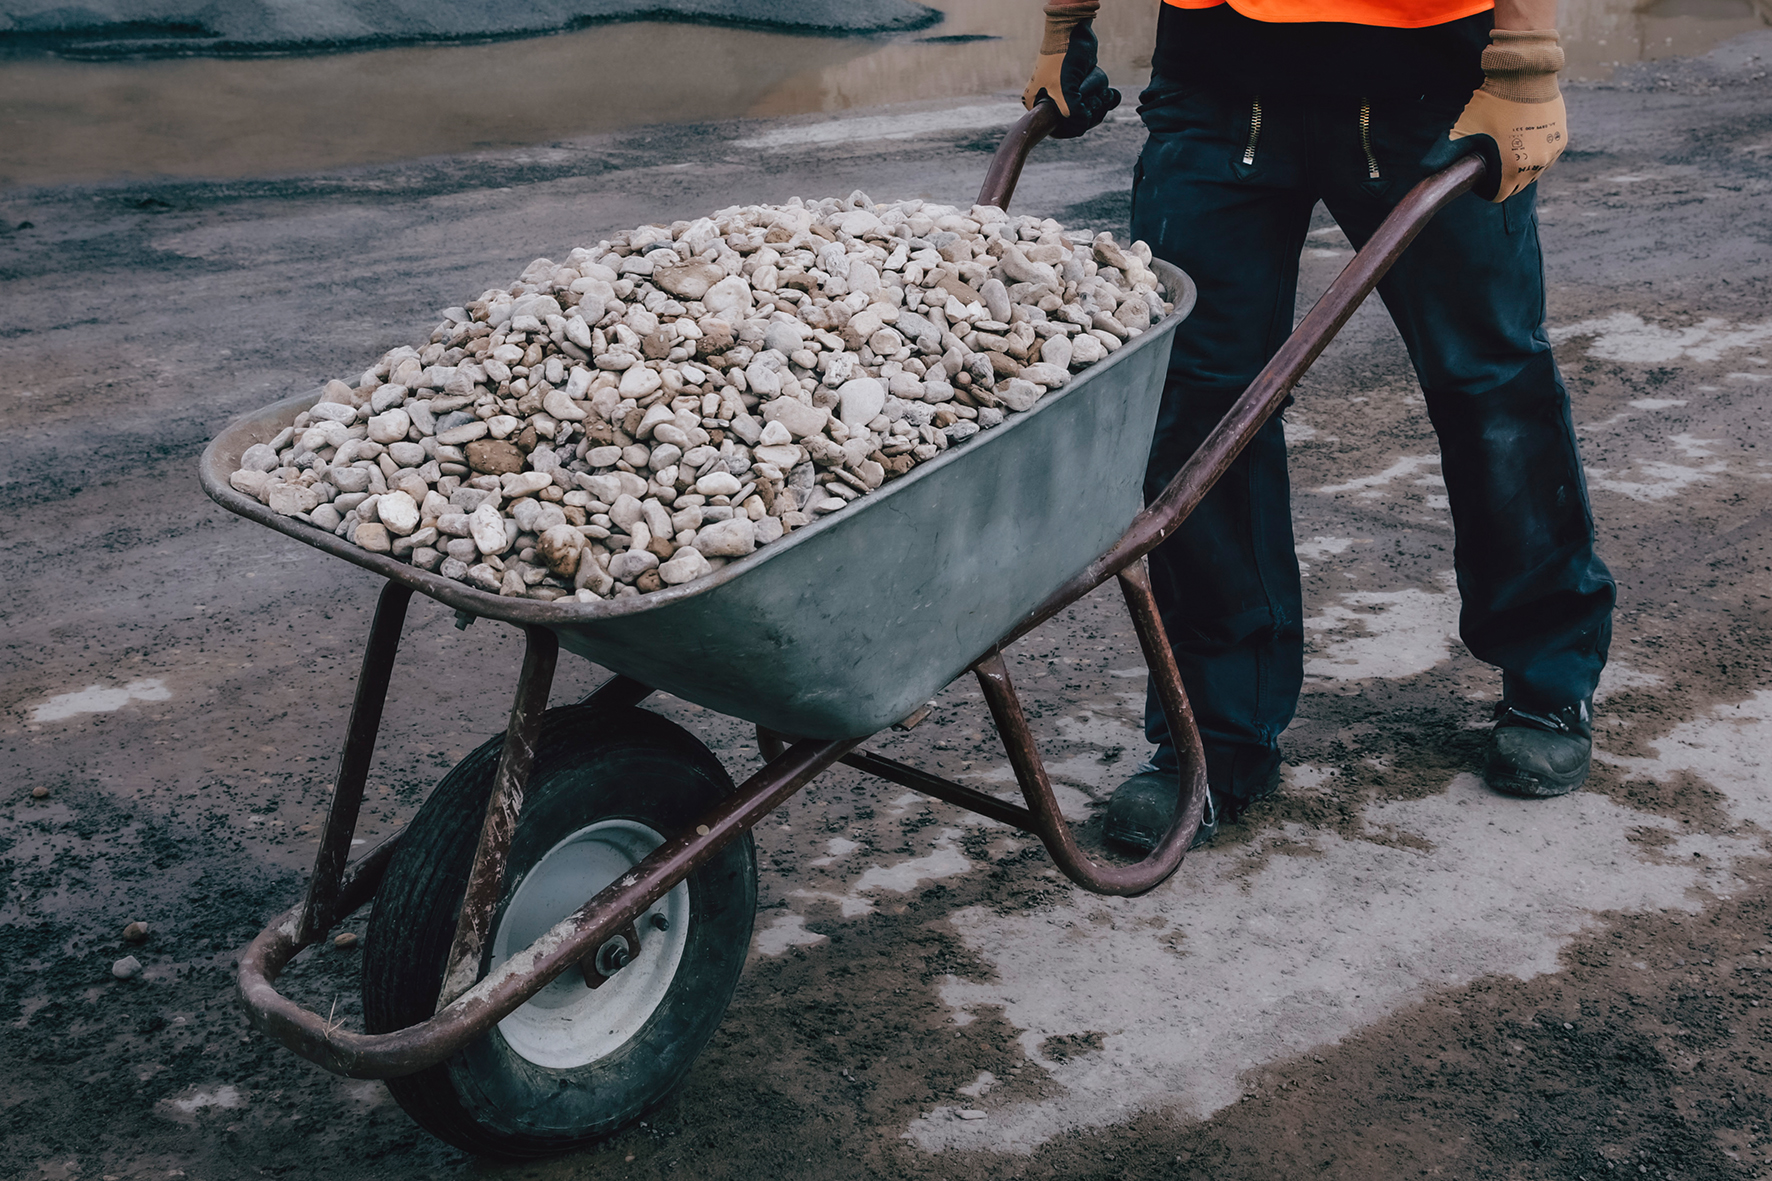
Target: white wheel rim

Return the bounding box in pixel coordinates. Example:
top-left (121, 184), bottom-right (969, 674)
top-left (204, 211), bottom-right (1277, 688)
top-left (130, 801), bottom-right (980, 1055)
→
top-left (489, 818), bottom-right (689, 1070)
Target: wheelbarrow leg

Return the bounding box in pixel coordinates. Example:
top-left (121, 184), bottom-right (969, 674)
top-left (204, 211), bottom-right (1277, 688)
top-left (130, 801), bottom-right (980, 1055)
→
top-left (299, 580), bottom-right (414, 944)
top-left (971, 563), bottom-right (1209, 897)
top-left (436, 624), bottom-right (560, 1009)
top-left (1114, 561), bottom-right (1212, 833)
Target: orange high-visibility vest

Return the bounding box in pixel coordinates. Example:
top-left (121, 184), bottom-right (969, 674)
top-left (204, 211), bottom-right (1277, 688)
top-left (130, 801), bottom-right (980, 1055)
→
top-left (1163, 0), bottom-right (1492, 29)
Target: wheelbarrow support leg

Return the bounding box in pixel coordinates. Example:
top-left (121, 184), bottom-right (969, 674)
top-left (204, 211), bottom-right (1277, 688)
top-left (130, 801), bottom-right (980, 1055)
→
top-left (971, 564), bottom-right (1208, 896)
top-left (299, 580), bottom-right (414, 945)
top-left (437, 625), bottom-right (559, 1009)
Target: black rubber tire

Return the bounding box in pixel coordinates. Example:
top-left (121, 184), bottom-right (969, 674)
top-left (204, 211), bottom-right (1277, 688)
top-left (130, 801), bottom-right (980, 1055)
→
top-left (362, 704), bottom-right (756, 1159)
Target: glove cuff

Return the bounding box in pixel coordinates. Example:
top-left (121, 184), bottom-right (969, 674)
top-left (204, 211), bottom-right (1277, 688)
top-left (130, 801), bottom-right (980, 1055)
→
top-left (1040, 1), bottom-right (1099, 55)
top-left (1481, 29), bottom-right (1564, 103)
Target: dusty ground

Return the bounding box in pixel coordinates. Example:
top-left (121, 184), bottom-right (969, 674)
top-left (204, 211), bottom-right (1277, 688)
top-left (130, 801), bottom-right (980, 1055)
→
top-left (3, 29), bottom-right (1771, 1181)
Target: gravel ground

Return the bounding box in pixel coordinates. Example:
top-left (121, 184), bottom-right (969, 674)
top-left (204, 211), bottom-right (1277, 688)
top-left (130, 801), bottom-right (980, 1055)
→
top-left (2, 30), bottom-right (1770, 1180)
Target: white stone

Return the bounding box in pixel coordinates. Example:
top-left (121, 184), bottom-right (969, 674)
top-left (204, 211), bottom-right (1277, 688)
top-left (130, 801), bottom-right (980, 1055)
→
top-left (437, 420), bottom-right (488, 445)
top-left (543, 389), bottom-right (586, 421)
top-left (609, 550), bottom-right (659, 583)
top-left (378, 490), bottom-right (420, 535)
top-left (1018, 362), bottom-right (1070, 390)
top-left (1040, 334), bottom-right (1073, 369)
top-left (752, 443), bottom-right (803, 469)
top-left (658, 547), bottom-right (713, 585)
top-left (621, 365), bottom-right (663, 398)
top-left (367, 408), bottom-right (410, 444)
top-left (501, 470), bottom-right (552, 497)
top-left (763, 398), bottom-right (829, 439)
top-left (1070, 332), bottom-right (1108, 365)
top-left (330, 465), bottom-right (372, 493)
top-left (703, 274), bottom-right (754, 322)
top-left (695, 471), bottom-right (742, 497)
top-left (837, 377), bottom-right (887, 428)
top-left (694, 517), bottom-right (756, 557)
top-left (469, 503), bottom-right (508, 555)
top-left (229, 469), bottom-right (271, 499)
top-left (240, 443), bottom-right (280, 472)
top-left (308, 401), bottom-right (357, 423)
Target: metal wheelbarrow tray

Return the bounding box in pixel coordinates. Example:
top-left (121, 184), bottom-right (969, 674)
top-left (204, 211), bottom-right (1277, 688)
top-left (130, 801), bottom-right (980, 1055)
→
top-left (198, 98), bottom-right (1487, 1158)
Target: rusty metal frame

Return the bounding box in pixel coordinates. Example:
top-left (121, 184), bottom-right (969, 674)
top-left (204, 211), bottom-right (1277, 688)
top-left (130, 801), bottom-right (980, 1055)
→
top-left (234, 115), bottom-right (1486, 1079)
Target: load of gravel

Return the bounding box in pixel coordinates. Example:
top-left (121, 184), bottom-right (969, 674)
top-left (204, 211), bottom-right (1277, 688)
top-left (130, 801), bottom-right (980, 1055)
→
top-left (229, 192), bottom-right (1170, 601)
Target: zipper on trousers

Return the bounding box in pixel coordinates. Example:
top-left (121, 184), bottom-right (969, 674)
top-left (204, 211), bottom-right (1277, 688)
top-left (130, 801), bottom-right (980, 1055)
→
top-left (1358, 100), bottom-right (1381, 179)
top-left (1242, 98), bottom-right (1263, 166)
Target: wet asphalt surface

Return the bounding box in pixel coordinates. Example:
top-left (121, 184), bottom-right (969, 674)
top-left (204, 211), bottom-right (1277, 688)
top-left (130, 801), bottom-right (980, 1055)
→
top-left (3, 32), bottom-right (1772, 1181)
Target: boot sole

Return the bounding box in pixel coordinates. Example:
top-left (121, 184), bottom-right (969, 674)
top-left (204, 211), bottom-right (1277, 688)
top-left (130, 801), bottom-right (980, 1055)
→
top-left (1483, 755), bottom-right (1589, 799)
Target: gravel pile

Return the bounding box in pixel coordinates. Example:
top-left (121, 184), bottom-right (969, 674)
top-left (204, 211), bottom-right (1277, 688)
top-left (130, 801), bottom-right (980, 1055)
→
top-left (229, 193), bottom-right (1170, 601)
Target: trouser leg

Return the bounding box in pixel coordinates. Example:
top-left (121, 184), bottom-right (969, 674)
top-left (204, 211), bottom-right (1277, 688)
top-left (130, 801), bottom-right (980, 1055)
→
top-left (1318, 96), bottom-right (1614, 709)
top-left (1131, 83), bottom-right (1313, 807)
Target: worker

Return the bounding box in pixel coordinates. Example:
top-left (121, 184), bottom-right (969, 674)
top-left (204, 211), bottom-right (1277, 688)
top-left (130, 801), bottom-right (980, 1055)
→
top-left (1022, 0), bottom-right (1615, 849)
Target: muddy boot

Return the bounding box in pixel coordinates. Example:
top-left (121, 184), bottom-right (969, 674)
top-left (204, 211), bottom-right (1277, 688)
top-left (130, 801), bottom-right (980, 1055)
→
top-left (1104, 771), bottom-right (1218, 853)
top-left (1484, 698), bottom-right (1593, 798)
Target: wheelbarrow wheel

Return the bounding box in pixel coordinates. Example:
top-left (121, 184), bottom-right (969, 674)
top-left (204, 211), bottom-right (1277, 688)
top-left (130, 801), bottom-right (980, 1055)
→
top-left (361, 703), bottom-right (757, 1159)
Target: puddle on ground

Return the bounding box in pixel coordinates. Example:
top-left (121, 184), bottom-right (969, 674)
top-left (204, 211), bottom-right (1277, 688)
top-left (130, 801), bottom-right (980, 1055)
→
top-left (0, 0), bottom-right (1763, 189)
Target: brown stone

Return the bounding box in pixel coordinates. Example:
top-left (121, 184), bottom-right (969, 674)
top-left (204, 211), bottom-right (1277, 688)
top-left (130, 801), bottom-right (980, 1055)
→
top-left (643, 331), bottom-right (673, 360)
top-left (764, 224), bottom-right (794, 244)
top-left (987, 351), bottom-right (1021, 379)
top-left (515, 424), bottom-right (538, 453)
top-left (696, 323), bottom-right (735, 357)
top-left (466, 439), bottom-right (525, 475)
top-left (582, 419), bottom-right (615, 445)
top-left (934, 274), bottom-right (983, 307)
top-left (623, 407), bottom-right (648, 437)
top-left (122, 921), bottom-right (149, 943)
top-left (636, 570), bottom-right (663, 593)
top-left (653, 258), bottom-right (724, 300)
top-left (881, 454), bottom-right (916, 478)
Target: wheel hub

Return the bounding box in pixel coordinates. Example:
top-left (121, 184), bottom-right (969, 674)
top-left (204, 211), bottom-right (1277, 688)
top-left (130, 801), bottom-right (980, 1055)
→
top-left (488, 819), bottom-right (690, 1070)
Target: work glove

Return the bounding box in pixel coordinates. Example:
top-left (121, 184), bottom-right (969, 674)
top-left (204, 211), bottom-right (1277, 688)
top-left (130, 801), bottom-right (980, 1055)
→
top-left (1022, 1), bottom-right (1121, 140)
top-left (1423, 29), bottom-right (1567, 202)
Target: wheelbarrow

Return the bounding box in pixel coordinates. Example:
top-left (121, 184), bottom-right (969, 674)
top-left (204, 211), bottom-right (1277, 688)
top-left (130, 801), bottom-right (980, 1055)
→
top-left (199, 98), bottom-right (1487, 1157)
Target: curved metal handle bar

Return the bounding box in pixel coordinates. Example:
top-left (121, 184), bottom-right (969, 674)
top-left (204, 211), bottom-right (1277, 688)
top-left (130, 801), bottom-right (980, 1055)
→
top-left (1002, 153), bottom-right (1489, 647)
top-left (977, 98), bottom-right (1062, 210)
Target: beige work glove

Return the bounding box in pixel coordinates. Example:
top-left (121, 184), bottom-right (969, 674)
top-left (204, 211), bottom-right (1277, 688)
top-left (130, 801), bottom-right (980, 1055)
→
top-left (1021, 1), bottom-right (1120, 139)
top-left (1423, 29), bottom-right (1567, 202)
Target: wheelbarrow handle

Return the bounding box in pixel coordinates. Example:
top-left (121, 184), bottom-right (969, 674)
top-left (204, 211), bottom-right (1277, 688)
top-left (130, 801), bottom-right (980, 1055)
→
top-left (977, 98), bottom-right (1063, 211)
top-left (1006, 151), bottom-right (1491, 649)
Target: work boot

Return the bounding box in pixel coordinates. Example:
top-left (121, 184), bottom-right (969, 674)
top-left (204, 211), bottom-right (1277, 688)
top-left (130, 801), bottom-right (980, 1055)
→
top-left (1103, 770), bottom-right (1218, 853)
top-left (1484, 698), bottom-right (1593, 798)
top-left (1104, 746), bottom-right (1282, 852)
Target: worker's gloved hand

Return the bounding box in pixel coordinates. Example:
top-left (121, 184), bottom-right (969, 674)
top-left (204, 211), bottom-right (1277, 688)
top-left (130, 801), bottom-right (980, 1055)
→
top-left (1423, 29), bottom-right (1567, 202)
top-left (1022, 1), bottom-right (1121, 139)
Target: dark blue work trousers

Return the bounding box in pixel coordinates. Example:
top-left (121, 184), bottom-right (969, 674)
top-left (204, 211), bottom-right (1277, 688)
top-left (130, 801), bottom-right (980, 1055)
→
top-left (1130, 81), bottom-right (1615, 804)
